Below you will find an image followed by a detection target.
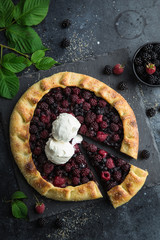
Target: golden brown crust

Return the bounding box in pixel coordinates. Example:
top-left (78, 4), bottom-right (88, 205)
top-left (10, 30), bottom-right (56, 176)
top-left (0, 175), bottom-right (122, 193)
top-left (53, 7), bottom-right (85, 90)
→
top-left (107, 165), bottom-right (148, 208)
top-left (10, 71), bottom-right (139, 201)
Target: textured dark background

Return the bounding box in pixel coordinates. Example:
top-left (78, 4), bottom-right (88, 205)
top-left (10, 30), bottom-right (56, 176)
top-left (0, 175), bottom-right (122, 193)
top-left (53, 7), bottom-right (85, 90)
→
top-left (0, 0), bottom-right (160, 239)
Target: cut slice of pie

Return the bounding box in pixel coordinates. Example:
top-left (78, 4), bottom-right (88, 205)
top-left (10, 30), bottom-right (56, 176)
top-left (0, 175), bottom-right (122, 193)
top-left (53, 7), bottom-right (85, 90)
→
top-left (82, 141), bottom-right (148, 208)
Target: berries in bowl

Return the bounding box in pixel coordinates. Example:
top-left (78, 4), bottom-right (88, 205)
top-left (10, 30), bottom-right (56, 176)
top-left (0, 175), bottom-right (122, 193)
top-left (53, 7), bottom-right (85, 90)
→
top-left (133, 42), bottom-right (160, 86)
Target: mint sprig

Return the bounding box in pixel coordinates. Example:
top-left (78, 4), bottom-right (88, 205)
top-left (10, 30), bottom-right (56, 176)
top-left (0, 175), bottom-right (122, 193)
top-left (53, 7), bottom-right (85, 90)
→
top-left (0, 0), bottom-right (59, 100)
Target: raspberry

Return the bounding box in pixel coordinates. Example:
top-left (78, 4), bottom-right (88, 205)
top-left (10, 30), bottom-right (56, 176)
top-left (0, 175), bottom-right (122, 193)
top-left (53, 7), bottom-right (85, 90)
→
top-left (110, 123), bottom-right (119, 132)
top-left (94, 154), bottom-right (102, 162)
top-left (90, 122), bottom-right (99, 131)
top-left (61, 19), bottom-right (71, 28)
top-left (33, 147), bottom-right (41, 156)
top-left (140, 149), bottom-right (150, 159)
top-left (61, 38), bottom-right (70, 48)
top-left (30, 125), bottom-right (38, 134)
top-left (99, 149), bottom-right (108, 158)
top-left (43, 163), bottom-right (54, 175)
top-left (76, 115), bottom-right (84, 124)
top-left (79, 124), bottom-right (87, 134)
top-left (85, 112), bottom-right (96, 123)
top-left (65, 163), bottom-right (72, 172)
top-left (105, 158), bottom-right (115, 169)
top-left (75, 154), bottom-right (85, 164)
top-left (81, 177), bottom-right (89, 184)
top-left (96, 115), bottom-right (103, 123)
top-left (96, 131), bottom-right (108, 142)
top-left (146, 108), bottom-right (156, 117)
top-left (98, 99), bottom-right (107, 107)
top-left (39, 102), bottom-right (48, 110)
top-left (103, 65), bottom-right (112, 75)
top-left (72, 177), bottom-right (80, 186)
top-left (100, 121), bottom-right (108, 129)
top-left (53, 176), bottom-right (66, 187)
top-left (40, 130), bottom-right (49, 139)
top-left (87, 144), bottom-right (98, 153)
top-left (71, 94), bottom-right (79, 103)
top-left (35, 203), bottom-right (45, 214)
top-left (72, 168), bottom-right (80, 177)
top-left (72, 87), bottom-right (80, 95)
top-left (89, 98), bottom-right (97, 106)
top-left (101, 171), bottom-right (110, 181)
top-left (64, 87), bottom-right (71, 95)
top-left (41, 114), bottom-right (51, 124)
top-left (61, 100), bottom-right (69, 108)
top-left (113, 171), bottom-right (122, 181)
top-left (81, 168), bottom-right (90, 177)
top-left (83, 102), bottom-right (91, 111)
top-left (82, 90), bottom-right (92, 100)
top-left (112, 134), bottom-right (120, 142)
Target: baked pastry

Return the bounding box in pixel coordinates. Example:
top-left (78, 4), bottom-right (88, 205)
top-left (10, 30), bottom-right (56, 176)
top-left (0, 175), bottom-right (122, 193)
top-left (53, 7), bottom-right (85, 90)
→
top-left (82, 141), bottom-right (148, 208)
top-left (10, 72), bottom-right (144, 206)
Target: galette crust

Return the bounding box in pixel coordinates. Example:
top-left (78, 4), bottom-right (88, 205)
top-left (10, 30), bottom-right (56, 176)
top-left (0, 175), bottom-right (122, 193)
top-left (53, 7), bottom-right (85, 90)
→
top-left (10, 72), bottom-right (139, 201)
top-left (107, 165), bottom-right (148, 208)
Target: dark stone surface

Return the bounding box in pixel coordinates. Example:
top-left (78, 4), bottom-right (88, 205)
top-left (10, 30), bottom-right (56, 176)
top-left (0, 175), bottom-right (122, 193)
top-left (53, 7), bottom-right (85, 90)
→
top-left (1, 0), bottom-right (160, 239)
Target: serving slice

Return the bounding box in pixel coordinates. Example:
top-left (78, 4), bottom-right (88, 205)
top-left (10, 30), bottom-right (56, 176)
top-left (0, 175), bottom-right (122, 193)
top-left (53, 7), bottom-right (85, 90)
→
top-left (82, 141), bottom-right (148, 208)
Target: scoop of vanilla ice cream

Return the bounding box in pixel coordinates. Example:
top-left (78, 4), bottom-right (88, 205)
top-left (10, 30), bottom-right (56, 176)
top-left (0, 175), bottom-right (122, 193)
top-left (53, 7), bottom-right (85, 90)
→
top-left (52, 113), bottom-right (81, 142)
top-left (45, 138), bottom-right (75, 165)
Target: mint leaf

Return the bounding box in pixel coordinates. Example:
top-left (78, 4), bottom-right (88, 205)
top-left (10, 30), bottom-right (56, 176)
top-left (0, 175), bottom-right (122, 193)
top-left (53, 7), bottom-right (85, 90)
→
top-left (31, 50), bottom-right (45, 63)
top-left (12, 200), bottom-right (28, 219)
top-left (14, 0), bottom-right (50, 26)
top-left (0, 68), bottom-right (19, 99)
top-left (2, 53), bottom-right (32, 73)
top-left (6, 24), bottom-right (46, 54)
top-left (35, 57), bottom-right (58, 70)
top-left (11, 191), bottom-right (27, 200)
top-left (0, 0), bottom-right (14, 28)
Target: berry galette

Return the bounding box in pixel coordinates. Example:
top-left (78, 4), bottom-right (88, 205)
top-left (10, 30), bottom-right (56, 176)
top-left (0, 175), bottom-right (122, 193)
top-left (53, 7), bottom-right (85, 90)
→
top-left (10, 72), bottom-right (148, 207)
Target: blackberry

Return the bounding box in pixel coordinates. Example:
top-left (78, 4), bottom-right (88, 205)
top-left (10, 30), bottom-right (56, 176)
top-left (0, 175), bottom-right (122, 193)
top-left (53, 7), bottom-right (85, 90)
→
top-left (140, 150), bottom-right (150, 159)
top-left (134, 57), bottom-right (143, 66)
top-left (61, 19), bottom-right (71, 28)
top-left (141, 52), bottom-right (151, 62)
top-left (54, 218), bottom-right (64, 228)
top-left (118, 81), bottom-right (128, 90)
top-left (136, 65), bottom-right (144, 75)
top-left (146, 108), bottom-right (156, 117)
top-left (153, 59), bottom-right (160, 67)
top-left (143, 44), bottom-right (153, 52)
top-left (150, 51), bottom-right (158, 60)
top-left (60, 38), bottom-right (70, 48)
top-left (103, 65), bottom-right (112, 75)
top-left (146, 75), bottom-right (156, 85)
top-left (153, 44), bottom-right (160, 53)
top-left (37, 218), bottom-right (46, 227)
top-left (155, 77), bottom-right (160, 85)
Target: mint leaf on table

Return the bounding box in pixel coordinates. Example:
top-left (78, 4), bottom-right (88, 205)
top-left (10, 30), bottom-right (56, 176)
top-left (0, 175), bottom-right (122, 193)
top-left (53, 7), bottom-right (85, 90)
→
top-left (35, 57), bottom-right (58, 70)
top-left (11, 200), bottom-right (28, 219)
top-left (0, 0), bottom-right (14, 28)
top-left (2, 53), bottom-right (32, 73)
top-left (31, 50), bottom-right (46, 63)
top-left (14, 0), bottom-right (50, 26)
top-left (0, 68), bottom-right (19, 99)
top-left (11, 191), bottom-right (27, 200)
top-left (6, 24), bottom-right (46, 54)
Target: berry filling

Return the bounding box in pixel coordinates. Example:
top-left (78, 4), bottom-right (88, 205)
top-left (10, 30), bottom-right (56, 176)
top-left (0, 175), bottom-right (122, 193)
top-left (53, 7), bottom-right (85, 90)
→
top-left (82, 141), bottom-right (131, 191)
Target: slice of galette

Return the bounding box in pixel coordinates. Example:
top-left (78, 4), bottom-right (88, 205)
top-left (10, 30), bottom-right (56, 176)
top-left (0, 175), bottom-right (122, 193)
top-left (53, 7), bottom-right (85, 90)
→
top-left (82, 141), bottom-right (148, 208)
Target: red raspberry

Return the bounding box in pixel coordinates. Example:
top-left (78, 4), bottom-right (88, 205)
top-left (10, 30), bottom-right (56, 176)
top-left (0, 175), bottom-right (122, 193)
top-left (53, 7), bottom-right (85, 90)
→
top-left (110, 123), bottom-right (119, 132)
top-left (35, 202), bottom-right (45, 214)
top-left (94, 154), bottom-right (102, 162)
top-left (105, 158), bottom-right (115, 169)
top-left (89, 98), bottom-right (97, 106)
top-left (96, 131), bottom-right (108, 142)
top-left (112, 134), bottom-right (120, 142)
top-left (72, 177), bottom-right (80, 186)
top-left (65, 163), bottom-right (72, 172)
top-left (85, 112), bottom-right (96, 123)
top-left (76, 115), bottom-right (84, 124)
top-left (79, 124), bottom-right (87, 134)
top-left (61, 100), bottom-right (69, 108)
top-left (96, 115), bottom-right (103, 123)
top-left (101, 171), bottom-right (110, 181)
top-left (87, 144), bottom-right (97, 153)
top-left (74, 143), bottom-right (80, 153)
top-left (113, 171), bottom-right (122, 182)
top-left (81, 168), bottom-right (90, 177)
top-left (98, 100), bottom-right (107, 107)
top-left (72, 87), bottom-right (80, 95)
top-left (83, 102), bottom-right (91, 111)
top-left (51, 113), bottom-right (57, 121)
top-left (99, 149), bottom-right (108, 158)
top-left (100, 121), bottom-right (108, 129)
top-left (41, 114), bottom-right (51, 124)
top-left (53, 176), bottom-right (66, 187)
top-left (43, 163), bottom-right (54, 174)
top-left (34, 147), bottom-right (41, 156)
top-left (71, 94), bottom-right (79, 103)
top-left (40, 130), bottom-right (49, 139)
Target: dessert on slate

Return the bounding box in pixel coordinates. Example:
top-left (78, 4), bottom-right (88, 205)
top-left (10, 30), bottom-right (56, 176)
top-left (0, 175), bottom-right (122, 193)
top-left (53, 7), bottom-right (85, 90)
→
top-left (10, 72), bottom-right (147, 207)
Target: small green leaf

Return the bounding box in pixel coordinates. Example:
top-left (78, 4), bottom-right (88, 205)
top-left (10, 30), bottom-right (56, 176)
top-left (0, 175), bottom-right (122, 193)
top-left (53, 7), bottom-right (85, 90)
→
top-left (0, 0), bottom-right (14, 28)
top-left (35, 57), bottom-right (58, 70)
top-left (11, 191), bottom-right (27, 200)
top-left (6, 24), bottom-right (46, 54)
top-left (11, 200), bottom-right (28, 219)
top-left (14, 0), bottom-right (50, 26)
top-left (31, 50), bottom-right (45, 63)
top-left (2, 53), bottom-right (32, 73)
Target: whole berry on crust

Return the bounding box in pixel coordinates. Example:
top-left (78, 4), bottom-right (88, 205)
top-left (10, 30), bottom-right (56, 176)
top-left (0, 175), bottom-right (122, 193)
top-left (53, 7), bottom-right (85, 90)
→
top-left (118, 81), bottom-right (127, 90)
top-left (103, 65), bottom-right (112, 75)
top-left (60, 38), bottom-right (70, 48)
top-left (146, 108), bottom-right (156, 117)
top-left (113, 64), bottom-right (124, 75)
top-left (61, 19), bottom-right (71, 28)
top-left (140, 149), bottom-right (150, 159)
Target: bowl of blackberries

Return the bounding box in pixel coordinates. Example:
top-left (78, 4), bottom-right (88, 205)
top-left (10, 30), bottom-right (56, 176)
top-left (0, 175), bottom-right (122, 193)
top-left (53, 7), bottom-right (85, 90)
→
top-left (133, 42), bottom-right (160, 86)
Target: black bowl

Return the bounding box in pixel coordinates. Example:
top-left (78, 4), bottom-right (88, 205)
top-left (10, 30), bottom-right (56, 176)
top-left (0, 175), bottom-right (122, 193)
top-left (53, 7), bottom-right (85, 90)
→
top-left (132, 42), bottom-right (160, 87)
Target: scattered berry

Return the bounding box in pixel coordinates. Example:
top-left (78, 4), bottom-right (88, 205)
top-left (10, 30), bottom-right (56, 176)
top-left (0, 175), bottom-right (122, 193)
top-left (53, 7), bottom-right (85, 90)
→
top-left (103, 65), bottom-right (112, 75)
top-left (113, 64), bottom-right (124, 75)
top-left (98, 149), bottom-right (108, 158)
top-left (53, 176), bottom-right (66, 187)
top-left (146, 63), bottom-right (156, 75)
top-left (146, 108), bottom-right (156, 117)
top-left (61, 19), bottom-right (71, 28)
top-left (61, 38), bottom-right (70, 48)
top-left (35, 202), bottom-right (45, 214)
top-left (140, 149), bottom-right (150, 159)
top-left (118, 81), bottom-right (128, 90)
top-left (96, 131), bottom-right (108, 142)
top-left (37, 218), bottom-right (46, 227)
top-left (54, 218), bottom-right (64, 228)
